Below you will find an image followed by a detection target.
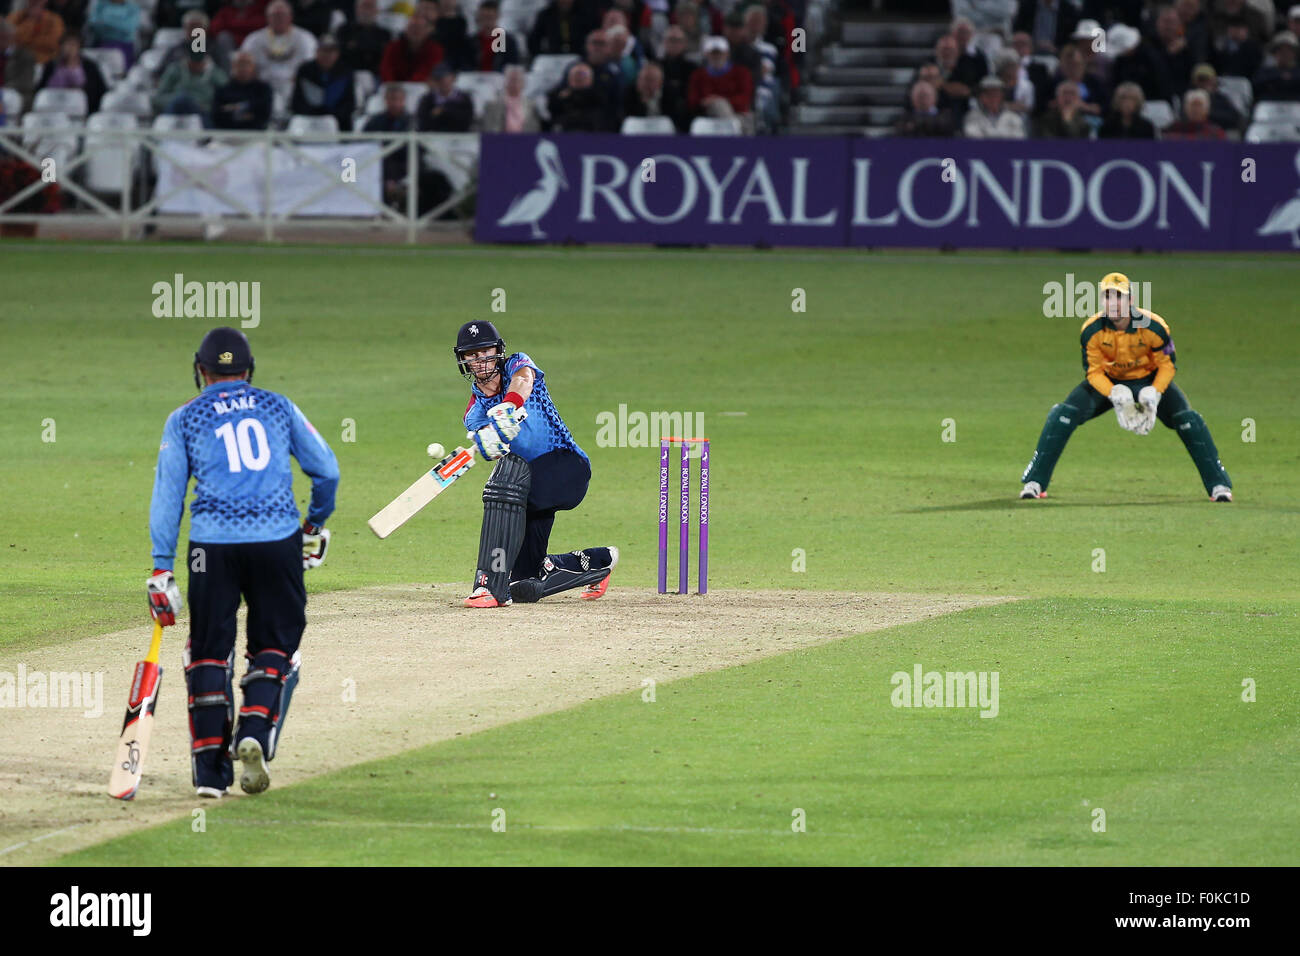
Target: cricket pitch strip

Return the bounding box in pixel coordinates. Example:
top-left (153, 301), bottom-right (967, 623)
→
top-left (0, 586), bottom-right (1015, 864)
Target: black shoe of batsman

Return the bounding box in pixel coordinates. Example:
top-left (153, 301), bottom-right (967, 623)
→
top-left (510, 548), bottom-right (618, 603)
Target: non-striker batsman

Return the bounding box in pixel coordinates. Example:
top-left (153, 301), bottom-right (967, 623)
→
top-left (148, 327), bottom-right (339, 797)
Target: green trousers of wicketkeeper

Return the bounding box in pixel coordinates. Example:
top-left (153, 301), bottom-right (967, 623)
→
top-left (1021, 374), bottom-right (1232, 495)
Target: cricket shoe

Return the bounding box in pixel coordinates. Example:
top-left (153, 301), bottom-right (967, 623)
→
top-left (1019, 481), bottom-right (1047, 499)
top-left (1210, 485), bottom-right (1233, 502)
top-left (196, 786), bottom-right (226, 799)
top-left (579, 547), bottom-right (619, 601)
top-left (237, 738), bottom-right (270, 794)
top-left (463, 586), bottom-right (511, 608)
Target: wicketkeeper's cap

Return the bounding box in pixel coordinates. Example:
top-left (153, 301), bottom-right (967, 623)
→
top-left (1099, 272), bottom-right (1131, 295)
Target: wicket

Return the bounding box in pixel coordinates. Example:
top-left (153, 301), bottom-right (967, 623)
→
top-left (658, 437), bottom-right (709, 595)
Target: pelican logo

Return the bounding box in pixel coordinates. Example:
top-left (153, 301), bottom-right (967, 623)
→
top-left (218, 351), bottom-right (233, 365)
top-left (1257, 149), bottom-right (1300, 247)
top-left (496, 140), bottom-right (569, 239)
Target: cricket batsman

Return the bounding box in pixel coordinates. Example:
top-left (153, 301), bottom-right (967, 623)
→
top-left (147, 327), bottom-right (339, 797)
top-left (454, 320), bottom-right (617, 608)
top-left (1020, 272), bottom-right (1232, 502)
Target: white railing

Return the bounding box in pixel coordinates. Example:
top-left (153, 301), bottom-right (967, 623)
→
top-left (0, 126), bottom-right (480, 243)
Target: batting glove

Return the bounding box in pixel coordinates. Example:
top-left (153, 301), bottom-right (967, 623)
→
top-left (302, 521), bottom-right (331, 570)
top-left (469, 424), bottom-right (510, 460)
top-left (146, 570), bottom-right (183, 626)
top-left (487, 402), bottom-right (527, 441)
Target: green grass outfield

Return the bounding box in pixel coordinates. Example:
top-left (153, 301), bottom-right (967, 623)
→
top-left (3, 243), bottom-right (1297, 865)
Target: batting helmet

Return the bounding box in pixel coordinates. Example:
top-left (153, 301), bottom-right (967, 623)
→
top-left (194, 326), bottom-right (255, 390)
top-left (454, 321), bottom-right (506, 380)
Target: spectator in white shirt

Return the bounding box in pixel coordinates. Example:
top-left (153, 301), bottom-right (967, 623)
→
top-left (240, 0), bottom-right (317, 104)
top-left (963, 74), bottom-right (1027, 137)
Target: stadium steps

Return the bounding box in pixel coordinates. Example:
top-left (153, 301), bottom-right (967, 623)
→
top-left (798, 18), bottom-right (946, 137)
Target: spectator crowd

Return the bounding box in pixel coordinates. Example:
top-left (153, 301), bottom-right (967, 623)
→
top-left (0, 0), bottom-right (812, 134)
top-left (900, 1), bottom-right (1300, 140)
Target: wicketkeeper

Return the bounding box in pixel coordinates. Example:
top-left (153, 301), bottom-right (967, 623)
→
top-left (148, 327), bottom-right (339, 797)
top-left (454, 320), bottom-right (617, 608)
top-left (1020, 272), bottom-right (1232, 502)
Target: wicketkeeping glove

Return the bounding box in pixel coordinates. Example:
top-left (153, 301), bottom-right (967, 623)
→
top-left (302, 521), bottom-right (331, 570)
top-left (1109, 384), bottom-right (1140, 434)
top-left (146, 570), bottom-right (183, 626)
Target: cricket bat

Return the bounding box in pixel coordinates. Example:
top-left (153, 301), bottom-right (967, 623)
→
top-left (368, 445), bottom-right (477, 538)
top-left (108, 620), bottom-right (164, 800)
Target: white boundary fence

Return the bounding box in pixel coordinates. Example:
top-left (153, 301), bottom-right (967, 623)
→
top-left (0, 127), bottom-right (480, 242)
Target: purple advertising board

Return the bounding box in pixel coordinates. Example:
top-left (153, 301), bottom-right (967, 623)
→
top-left (475, 134), bottom-right (1300, 252)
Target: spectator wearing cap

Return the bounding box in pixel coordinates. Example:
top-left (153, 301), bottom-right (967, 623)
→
top-left (1109, 22), bottom-right (1173, 102)
top-left (688, 33), bottom-right (754, 131)
top-left (7, 0), bottom-right (64, 65)
top-left (1189, 61), bottom-right (1243, 129)
top-left (528, 0), bottom-right (596, 57)
top-left (291, 35), bottom-right (355, 129)
top-left (213, 49), bottom-right (273, 128)
top-left (1213, 12), bottom-right (1264, 77)
top-left (1210, 0), bottom-right (1269, 48)
top-left (1254, 31), bottom-right (1300, 99)
top-left (337, 0), bottom-right (389, 74)
top-left (36, 33), bottom-right (107, 111)
top-left (481, 63), bottom-right (541, 131)
top-left (416, 61), bottom-right (472, 130)
top-left (1013, 0), bottom-right (1081, 54)
top-left (86, 0), bottom-right (142, 67)
top-left (1164, 86), bottom-right (1226, 137)
top-left (159, 12), bottom-right (230, 79)
top-left (892, 79), bottom-right (956, 137)
top-left (458, 1), bottom-right (519, 72)
top-left (1068, 18), bottom-right (1105, 80)
top-left (659, 24), bottom-right (696, 128)
top-left (547, 61), bottom-right (608, 130)
top-left (964, 74), bottom-right (1027, 136)
top-left (362, 83), bottom-right (413, 208)
top-left (1036, 79), bottom-right (1092, 136)
top-left (154, 47), bottom-right (229, 122)
top-left (0, 19), bottom-right (39, 109)
top-left (381, 13), bottom-right (443, 82)
top-left (242, 1), bottom-right (318, 103)
top-left (1153, 5), bottom-right (1196, 96)
top-left (212, 1), bottom-right (268, 66)
top-left (1099, 81), bottom-right (1157, 138)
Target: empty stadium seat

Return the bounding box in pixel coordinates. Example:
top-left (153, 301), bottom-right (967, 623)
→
top-left (102, 89), bottom-right (153, 118)
top-left (152, 113), bottom-right (203, 131)
top-left (137, 48), bottom-right (165, 74)
top-left (690, 116), bottom-right (742, 136)
top-left (287, 114), bottom-right (340, 134)
top-left (455, 71), bottom-right (505, 119)
top-left (151, 28), bottom-right (184, 52)
top-left (21, 111), bottom-right (78, 171)
top-left (526, 54), bottom-right (578, 97)
top-left (621, 115), bottom-right (676, 134)
top-left (1245, 122), bottom-right (1300, 142)
top-left (1142, 100), bottom-right (1176, 132)
top-left (1218, 76), bottom-right (1253, 118)
top-left (1253, 101), bottom-right (1300, 124)
top-left (364, 91), bottom-right (418, 115)
top-left (85, 112), bottom-right (139, 194)
top-left (354, 69), bottom-right (378, 105)
top-left (2, 87), bottom-right (22, 121)
top-left (33, 88), bottom-right (89, 119)
top-left (400, 82), bottom-right (429, 107)
top-left (84, 47), bottom-right (128, 84)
